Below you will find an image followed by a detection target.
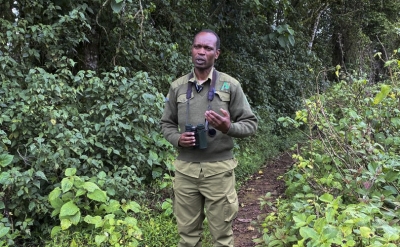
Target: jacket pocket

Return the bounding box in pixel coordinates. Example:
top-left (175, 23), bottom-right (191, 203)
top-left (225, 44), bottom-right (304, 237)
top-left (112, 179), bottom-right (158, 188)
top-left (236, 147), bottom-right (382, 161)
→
top-left (215, 91), bottom-right (230, 102)
top-left (215, 91), bottom-right (230, 109)
top-left (177, 92), bottom-right (193, 103)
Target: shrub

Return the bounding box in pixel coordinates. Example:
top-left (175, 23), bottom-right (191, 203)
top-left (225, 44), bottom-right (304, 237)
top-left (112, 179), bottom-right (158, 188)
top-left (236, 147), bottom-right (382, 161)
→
top-left (256, 55), bottom-right (400, 246)
top-left (0, 66), bottom-right (175, 245)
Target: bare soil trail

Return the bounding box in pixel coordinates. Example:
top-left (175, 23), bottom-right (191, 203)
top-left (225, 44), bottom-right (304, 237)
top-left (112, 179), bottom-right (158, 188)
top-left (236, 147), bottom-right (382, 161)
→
top-left (233, 152), bottom-right (294, 247)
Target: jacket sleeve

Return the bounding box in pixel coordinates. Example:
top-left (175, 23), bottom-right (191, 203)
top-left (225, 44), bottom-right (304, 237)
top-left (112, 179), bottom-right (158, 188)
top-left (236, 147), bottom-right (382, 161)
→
top-left (160, 87), bottom-right (182, 147)
top-left (225, 82), bottom-right (258, 138)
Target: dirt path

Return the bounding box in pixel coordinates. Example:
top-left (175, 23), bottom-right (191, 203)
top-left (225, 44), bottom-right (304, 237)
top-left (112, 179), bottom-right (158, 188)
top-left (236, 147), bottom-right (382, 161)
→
top-left (233, 152), bottom-right (294, 247)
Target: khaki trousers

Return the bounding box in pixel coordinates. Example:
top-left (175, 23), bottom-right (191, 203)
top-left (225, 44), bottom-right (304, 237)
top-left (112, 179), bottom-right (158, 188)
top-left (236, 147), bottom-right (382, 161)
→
top-left (173, 169), bottom-right (238, 247)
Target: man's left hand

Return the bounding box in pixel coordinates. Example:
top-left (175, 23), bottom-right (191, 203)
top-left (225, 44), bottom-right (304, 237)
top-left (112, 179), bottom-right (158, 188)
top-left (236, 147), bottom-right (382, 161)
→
top-left (205, 108), bottom-right (231, 134)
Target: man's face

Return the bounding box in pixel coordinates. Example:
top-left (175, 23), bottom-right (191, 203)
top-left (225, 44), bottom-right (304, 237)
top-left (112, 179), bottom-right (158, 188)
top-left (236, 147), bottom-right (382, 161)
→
top-left (191, 32), bottom-right (220, 71)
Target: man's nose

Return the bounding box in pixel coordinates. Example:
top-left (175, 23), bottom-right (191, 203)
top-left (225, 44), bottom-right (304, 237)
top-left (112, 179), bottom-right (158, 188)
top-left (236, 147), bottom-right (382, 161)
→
top-left (198, 48), bottom-right (206, 54)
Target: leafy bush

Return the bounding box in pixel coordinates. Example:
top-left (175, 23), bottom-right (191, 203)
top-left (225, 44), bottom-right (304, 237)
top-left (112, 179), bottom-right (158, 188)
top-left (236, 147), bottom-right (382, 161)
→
top-left (256, 53), bottom-right (400, 246)
top-left (0, 154), bottom-right (17, 246)
top-left (137, 211), bottom-right (179, 247)
top-left (48, 168), bottom-right (142, 247)
top-left (234, 105), bottom-right (304, 183)
top-left (0, 66), bottom-right (175, 245)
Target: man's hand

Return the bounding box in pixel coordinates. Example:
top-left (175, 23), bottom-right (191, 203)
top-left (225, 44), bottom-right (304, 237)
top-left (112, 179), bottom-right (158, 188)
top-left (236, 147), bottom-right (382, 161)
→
top-left (178, 131), bottom-right (196, 147)
top-left (205, 108), bottom-right (231, 133)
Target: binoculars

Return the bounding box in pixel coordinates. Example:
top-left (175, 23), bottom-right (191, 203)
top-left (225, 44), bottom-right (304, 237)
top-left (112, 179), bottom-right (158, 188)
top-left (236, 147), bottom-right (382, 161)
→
top-left (185, 124), bottom-right (208, 149)
top-left (185, 121), bottom-right (217, 149)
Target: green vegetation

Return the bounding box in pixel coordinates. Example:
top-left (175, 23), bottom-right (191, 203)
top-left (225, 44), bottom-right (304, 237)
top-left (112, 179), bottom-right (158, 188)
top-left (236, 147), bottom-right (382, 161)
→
top-left (256, 54), bottom-right (400, 246)
top-left (1, 0), bottom-right (399, 246)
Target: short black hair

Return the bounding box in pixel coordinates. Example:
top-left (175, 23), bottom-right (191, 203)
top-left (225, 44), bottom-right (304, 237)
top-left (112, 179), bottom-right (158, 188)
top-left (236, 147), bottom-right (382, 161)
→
top-left (194, 29), bottom-right (220, 50)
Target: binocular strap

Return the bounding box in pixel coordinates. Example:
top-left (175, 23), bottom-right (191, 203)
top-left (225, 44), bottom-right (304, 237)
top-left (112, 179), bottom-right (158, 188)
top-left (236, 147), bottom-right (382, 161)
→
top-left (185, 69), bottom-right (218, 126)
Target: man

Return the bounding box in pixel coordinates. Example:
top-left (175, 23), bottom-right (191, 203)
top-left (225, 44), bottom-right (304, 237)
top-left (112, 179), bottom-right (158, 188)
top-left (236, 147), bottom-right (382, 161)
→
top-left (160, 29), bottom-right (258, 247)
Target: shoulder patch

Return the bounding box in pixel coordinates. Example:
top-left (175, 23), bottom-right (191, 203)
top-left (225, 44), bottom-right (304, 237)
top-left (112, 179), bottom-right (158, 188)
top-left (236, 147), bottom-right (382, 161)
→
top-left (221, 82), bottom-right (230, 91)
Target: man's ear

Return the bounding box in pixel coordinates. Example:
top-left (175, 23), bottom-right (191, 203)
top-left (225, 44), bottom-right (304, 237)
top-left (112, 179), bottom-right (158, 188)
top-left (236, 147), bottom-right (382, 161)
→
top-left (215, 49), bottom-right (221, 59)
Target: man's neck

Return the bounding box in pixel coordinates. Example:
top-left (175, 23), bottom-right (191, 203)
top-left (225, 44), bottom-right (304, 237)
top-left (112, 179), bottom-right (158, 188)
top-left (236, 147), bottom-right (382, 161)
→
top-left (194, 67), bottom-right (213, 81)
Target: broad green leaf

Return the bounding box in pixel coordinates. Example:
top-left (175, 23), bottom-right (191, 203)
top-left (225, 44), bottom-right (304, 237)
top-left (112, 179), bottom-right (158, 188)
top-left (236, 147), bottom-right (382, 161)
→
top-left (60, 218), bottom-right (72, 230)
top-left (49, 188), bottom-right (61, 201)
top-left (60, 201), bottom-right (79, 217)
top-left (299, 226), bottom-right (319, 240)
top-left (69, 211), bottom-right (81, 225)
top-left (124, 216), bottom-right (138, 226)
top-left (49, 198), bottom-right (63, 209)
top-left (73, 177), bottom-right (84, 188)
top-left (84, 215), bottom-right (103, 228)
top-left (33, 180), bottom-right (40, 189)
top-left (105, 199), bottom-right (121, 213)
top-left (29, 201), bottom-right (36, 211)
top-left (319, 193), bottom-right (333, 203)
top-left (0, 172), bottom-right (11, 185)
top-left (373, 84), bottom-right (391, 105)
top-left (122, 201), bottom-right (141, 213)
top-left (106, 187), bottom-right (116, 196)
top-left (50, 226), bottom-right (61, 238)
top-left (51, 208), bottom-right (61, 217)
top-left (104, 214), bottom-right (116, 221)
top-left (149, 150), bottom-right (158, 161)
top-left (0, 154), bottom-right (13, 167)
top-left (322, 226), bottom-right (339, 239)
top-left (65, 168), bottom-right (76, 176)
top-left (95, 234), bottom-right (107, 245)
top-left (70, 239), bottom-right (78, 247)
top-left (97, 171), bottom-right (106, 179)
top-left (382, 225), bottom-right (399, 241)
top-left (61, 177), bottom-right (74, 193)
top-left (75, 188), bottom-right (86, 197)
top-left (293, 213), bottom-right (307, 228)
top-left (278, 36), bottom-right (286, 48)
top-left (360, 226), bottom-right (373, 238)
top-left (0, 227), bottom-right (10, 238)
top-left (87, 189), bottom-right (107, 202)
top-left (110, 0), bottom-right (124, 13)
top-left (348, 110), bottom-right (359, 119)
top-left (340, 226), bottom-right (353, 237)
top-left (274, 228), bottom-right (286, 239)
top-left (270, 239), bottom-right (284, 246)
top-left (35, 171), bottom-right (48, 181)
top-left (289, 35), bottom-right (295, 46)
top-left (142, 93), bottom-right (156, 101)
top-left (83, 182), bottom-right (100, 192)
top-left (390, 117), bottom-right (400, 128)
top-left (313, 218), bottom-right (326, 233)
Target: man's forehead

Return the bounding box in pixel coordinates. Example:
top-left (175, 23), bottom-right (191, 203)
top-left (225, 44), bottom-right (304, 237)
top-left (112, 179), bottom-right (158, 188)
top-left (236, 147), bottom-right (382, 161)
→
top-left (193, 41), bottom-right (215, 47)
top-left (193, 42), bottom-right (216, 50)
top-left (194, 33), bottom-right (217, 44)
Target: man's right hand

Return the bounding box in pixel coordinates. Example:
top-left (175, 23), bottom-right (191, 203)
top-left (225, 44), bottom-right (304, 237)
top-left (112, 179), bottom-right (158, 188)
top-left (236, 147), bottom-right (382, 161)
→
top-left (178, 132), bottom-right (196, 147)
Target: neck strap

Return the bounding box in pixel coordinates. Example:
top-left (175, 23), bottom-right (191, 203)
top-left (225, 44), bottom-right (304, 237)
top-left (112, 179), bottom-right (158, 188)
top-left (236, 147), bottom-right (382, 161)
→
top-left (186, 69), bottom-right (217, 100)
top-left (185, 69), bottom-right (218, 125)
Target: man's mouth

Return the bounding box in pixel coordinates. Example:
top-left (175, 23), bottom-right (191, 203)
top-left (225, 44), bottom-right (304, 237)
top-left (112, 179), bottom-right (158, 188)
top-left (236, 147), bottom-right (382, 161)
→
top-left (196, 58), bottom-right (206, 64)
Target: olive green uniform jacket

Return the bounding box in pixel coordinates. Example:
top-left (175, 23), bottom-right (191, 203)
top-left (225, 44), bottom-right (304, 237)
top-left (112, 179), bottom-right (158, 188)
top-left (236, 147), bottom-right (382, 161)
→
top-left (161, 68), bottom-right (258, 177)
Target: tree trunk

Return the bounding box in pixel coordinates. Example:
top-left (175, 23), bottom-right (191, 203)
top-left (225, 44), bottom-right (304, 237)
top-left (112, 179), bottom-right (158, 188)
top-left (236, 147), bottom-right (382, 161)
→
top-left (308, 4), bottom-right (329, 51)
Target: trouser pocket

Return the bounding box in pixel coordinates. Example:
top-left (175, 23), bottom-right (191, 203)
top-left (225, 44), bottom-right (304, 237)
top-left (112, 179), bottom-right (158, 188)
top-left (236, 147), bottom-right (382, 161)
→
top-left (224, 190), bottom-right (238, 222)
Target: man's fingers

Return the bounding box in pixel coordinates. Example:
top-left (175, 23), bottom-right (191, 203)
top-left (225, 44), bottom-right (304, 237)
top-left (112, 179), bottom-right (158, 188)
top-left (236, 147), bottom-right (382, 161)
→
top-left (220, 108), bottom-right (230, 118)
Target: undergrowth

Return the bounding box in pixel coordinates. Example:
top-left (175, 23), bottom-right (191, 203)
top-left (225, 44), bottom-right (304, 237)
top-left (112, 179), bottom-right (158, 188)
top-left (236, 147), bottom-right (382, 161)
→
top-left (255, 53), bottom-right (400, 246)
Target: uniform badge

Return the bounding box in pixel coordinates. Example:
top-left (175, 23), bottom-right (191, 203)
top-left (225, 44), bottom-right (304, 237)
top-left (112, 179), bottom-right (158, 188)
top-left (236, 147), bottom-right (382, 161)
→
top-left (221, 82), bottom-right (230, 91)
